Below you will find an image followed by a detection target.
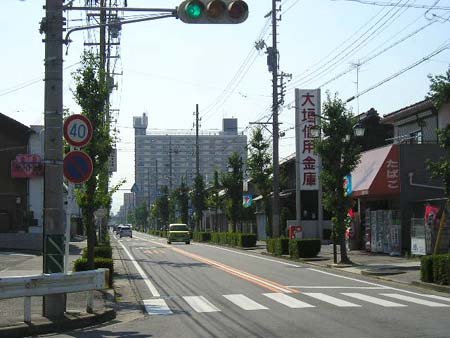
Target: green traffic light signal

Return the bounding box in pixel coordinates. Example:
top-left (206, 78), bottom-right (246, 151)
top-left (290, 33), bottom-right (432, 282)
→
top-left (186, 1), bottom-right (204, 19)
top-left (178, 0), bottom-right (248, 24)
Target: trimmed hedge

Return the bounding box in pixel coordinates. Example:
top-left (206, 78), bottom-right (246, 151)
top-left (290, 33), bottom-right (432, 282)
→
top-left (421, 255), bottom-right (434, 283)
top-left (289, 238), bottom-right (321, 258)
top-left (421, 254), bottom-right (450, 285)
top-left (193, 232), bottom-right (211, 242)
top-left (210, 232), bottom-right (256, 248)
top-left (73, 257), bottom-right (114, 288)
top-left (82, 245), bottom-right (112, 259)
top-left (267, 238), bottom-right (289, 256)
top-left (267, 238), bottom-right (276, 254)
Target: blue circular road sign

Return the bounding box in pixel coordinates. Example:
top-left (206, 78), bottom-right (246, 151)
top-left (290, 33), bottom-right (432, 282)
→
top-left (63, 150), bottom-right (93, 184)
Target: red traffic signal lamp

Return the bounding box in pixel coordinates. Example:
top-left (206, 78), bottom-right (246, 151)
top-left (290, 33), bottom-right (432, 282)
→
top-left (177, 0), bottom-right (249, 24)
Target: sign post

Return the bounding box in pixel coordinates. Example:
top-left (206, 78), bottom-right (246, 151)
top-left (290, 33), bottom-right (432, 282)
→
top-left (63, 115), bottom-right (93, 273)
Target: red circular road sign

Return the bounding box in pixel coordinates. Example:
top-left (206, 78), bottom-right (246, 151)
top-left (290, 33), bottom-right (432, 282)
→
top-left (63, 151), bottom-right (93, 184)
top-left (63, 114), bottom-right (93, 147)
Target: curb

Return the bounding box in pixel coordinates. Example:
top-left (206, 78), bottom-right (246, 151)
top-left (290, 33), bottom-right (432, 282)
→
top-left (0, 308), bottom-right (116, 338)
top-left (411, 281), bottom-right (450, 294)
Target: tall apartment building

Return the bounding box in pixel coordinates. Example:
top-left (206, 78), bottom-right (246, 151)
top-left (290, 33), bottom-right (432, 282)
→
top-left (133, 113), bottom-right (247, 208)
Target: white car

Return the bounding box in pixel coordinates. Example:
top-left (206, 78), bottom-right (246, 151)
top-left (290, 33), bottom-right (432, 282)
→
top-left (119, 225), bottom-right (132, 238)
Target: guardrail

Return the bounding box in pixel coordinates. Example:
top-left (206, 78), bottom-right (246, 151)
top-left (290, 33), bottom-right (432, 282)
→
top-left (0, 269), bottom-right (109, 323)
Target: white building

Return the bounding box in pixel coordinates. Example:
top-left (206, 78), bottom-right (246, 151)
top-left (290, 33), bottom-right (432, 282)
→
top-left (133, 113), bottom-right (247, 207)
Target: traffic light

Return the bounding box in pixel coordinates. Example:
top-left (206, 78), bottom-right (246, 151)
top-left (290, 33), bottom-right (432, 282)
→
top-left (177, 0), bottom-right (249, 24)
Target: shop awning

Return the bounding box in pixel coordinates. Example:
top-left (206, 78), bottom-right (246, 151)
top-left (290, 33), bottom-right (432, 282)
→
top-left (351, 144), bottom-right (400, 198)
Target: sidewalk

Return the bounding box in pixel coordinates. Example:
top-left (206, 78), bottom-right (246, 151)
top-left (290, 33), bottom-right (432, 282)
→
top-left (0, 238), bottom-right (115, 338)
top-left (257, 241), bottom-right (450, 294)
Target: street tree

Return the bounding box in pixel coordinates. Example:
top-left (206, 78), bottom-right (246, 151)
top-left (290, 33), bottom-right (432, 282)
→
top-left (247, 127), bottom-right (273, 236)
top-left (72, 51), bottom-right (123, 269)
top-left (135, 202), bottom-right (149, 231)
top-left (207, 170), bottom-right (222, 232)
top-left (221, 152), bottom-right (244, 233)
top-left (192, 174), bottom-right (206, 231)
top-left (426, 67), bottom-right (450, 254)
top-left (176, 180), bottom-right (190, 224)
top-left (314, 93), bottom-right (361, 264)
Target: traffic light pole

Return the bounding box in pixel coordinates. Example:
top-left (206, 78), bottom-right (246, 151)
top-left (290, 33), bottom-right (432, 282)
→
top-left (271, 0), bottom-right (280, 238)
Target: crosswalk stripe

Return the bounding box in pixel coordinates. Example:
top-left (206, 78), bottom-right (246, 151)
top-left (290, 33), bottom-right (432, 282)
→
top-left (263, 293), bottom-right (315, 308)
top-left (381, 293), bottom-right (450, 307)
top-left (224, 294), bottom-right (269, 310)
top-left (423, 294), bottom-right (450, 302)
top-left (303, 293), bottom-right (361, 307)
top-left (342, 293), bottom-right (407, 307)
top-left (183, 296), bottom-right (221, 313)
top-left (143, 298), bottom-right (173, 315)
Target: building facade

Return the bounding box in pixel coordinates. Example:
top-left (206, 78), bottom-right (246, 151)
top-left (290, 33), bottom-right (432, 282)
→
top-left (133, 113), bottom-right (247, 208)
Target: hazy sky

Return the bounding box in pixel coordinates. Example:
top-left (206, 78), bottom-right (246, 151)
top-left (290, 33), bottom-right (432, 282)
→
top-left (1, 0), bottom-right (449, 212)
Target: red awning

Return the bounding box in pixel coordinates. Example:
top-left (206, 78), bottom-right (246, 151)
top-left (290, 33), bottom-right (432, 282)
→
top-left (352, 144), bottom-right (400, 198)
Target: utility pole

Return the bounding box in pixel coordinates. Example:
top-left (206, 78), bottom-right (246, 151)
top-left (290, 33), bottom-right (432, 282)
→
top-left (271, 0), bottom-right (281, 238)
top-left (41, 0), bottom-right (65, 318)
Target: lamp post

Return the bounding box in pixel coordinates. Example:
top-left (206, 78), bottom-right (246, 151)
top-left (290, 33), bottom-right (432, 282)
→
top-left (310, 116), bottom-right (364, 264)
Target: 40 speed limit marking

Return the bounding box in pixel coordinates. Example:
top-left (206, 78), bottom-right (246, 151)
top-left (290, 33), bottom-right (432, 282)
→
top-left (63, 114), bottom-right (93, 147)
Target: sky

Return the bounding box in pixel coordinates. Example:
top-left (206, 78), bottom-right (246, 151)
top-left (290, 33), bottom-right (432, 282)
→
top-left (1, 0), bottom-right (449, 213)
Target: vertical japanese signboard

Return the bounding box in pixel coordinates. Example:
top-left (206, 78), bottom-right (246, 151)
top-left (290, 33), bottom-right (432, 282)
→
top-left (295, 89), bottom-right (320, 191)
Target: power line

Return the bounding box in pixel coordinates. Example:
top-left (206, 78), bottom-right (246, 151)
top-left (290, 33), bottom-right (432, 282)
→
top-left (330, 0), bottom-right (450, 10)
top-left (346, 41), bottom-right (450, 102)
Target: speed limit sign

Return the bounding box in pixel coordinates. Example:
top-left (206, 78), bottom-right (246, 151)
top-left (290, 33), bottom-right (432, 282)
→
top-left (63, 114), bottom-right (93, 147)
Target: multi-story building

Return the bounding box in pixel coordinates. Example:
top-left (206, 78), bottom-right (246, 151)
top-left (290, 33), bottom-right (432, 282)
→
top-left (133, 113), bottom-right (247, 208)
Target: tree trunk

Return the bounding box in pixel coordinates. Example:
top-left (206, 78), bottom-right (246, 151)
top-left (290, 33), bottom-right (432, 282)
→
top-left (338, 211), bottom-right (351, 264)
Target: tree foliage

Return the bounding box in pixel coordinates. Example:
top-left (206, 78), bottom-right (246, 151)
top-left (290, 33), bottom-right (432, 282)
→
top-left (426, 67), bottom-right (450, 202)
top-left (207, 170), bottom-right (222, 232)
top-left (247, 127), bottom-right (273, 235)
top-left (426, 66), bottom-right (450, 111)
top-left (135, 202), bottom-right (149, 229)
top-left (72, 50), bottom-right (119, 269)
top-left (192, 174), bottom-right (206, 230)
top-left (221, 152), bottom-right (244, 233)
top-left (314, 93), bottom-right (361, 264)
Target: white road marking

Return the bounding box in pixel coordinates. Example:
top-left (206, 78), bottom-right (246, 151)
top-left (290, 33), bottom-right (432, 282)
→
top-left (342, 293), bottom-right (406, 307)
top-left (183, 296), bottom-right (221, 313)
top-left (424, 295), bottom-right (450, 302)
top-left (224, 294), bottom-right (269, 310)
top-left (134, 233), bottom-right (446, 301)
top-left (117, 238), bottom-right (160, 297)
top-left (287, 286), bottom-right (386, 289)
top-left (303, 293), bottom-right (361, 307)
top-left (263, 293), bottom-right (315, 308)
top-left (143, 298), bottom-right (173, 315)
top-left (381, 294), bottom-right (450, 307)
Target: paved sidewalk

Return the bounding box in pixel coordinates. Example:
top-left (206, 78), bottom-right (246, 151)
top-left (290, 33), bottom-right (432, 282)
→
top-left (0, 238), bottom-right (115, 338)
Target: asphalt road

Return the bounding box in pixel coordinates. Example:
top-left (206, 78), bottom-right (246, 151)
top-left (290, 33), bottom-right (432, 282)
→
top-left (43, 232), bottom-right (450, 338)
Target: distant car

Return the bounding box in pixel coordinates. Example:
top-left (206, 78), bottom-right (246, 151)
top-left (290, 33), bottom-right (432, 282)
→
top-left (119, 225), bottom-right (132, 238)
top-left (167, 223), bottom-right (190, 245)
top-left (115, 224), bottom-right (123, 234)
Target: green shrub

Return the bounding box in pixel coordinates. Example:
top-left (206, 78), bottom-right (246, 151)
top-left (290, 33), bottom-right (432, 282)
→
top-left (289, 238), bottom-right (321, 258)
top-left (421, 255), bottom-right (434, 283)
top-left (73, 257), bottom-right (114, 288)
top-left (274, 238), bottom-right (289, 256)
top-left (237, 233), bottom-right (257, 247)
top-left (432, 254), bottom-right (450, 285)
top-left (193, 232), bottom-right (211, 242)
top-left (82, 246), bottom-right (112, 259)
top-left (267, 238), bottom-right (276, 254)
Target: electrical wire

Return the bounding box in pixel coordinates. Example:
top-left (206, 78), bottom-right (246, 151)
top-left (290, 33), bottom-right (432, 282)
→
top-left (287, 0), bottom-right (411, 89)
top-left (346, 40), bottom-right (450, 102)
